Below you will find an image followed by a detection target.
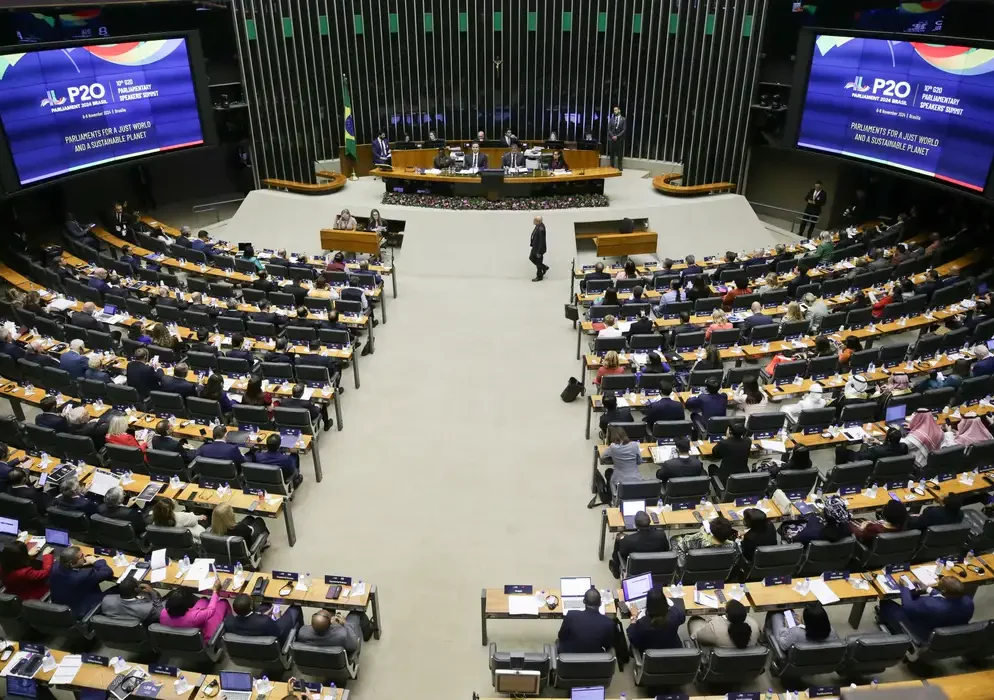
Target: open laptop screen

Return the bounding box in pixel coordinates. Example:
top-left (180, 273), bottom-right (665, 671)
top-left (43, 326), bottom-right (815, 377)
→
top-left (560, 577), bottom-right (592, 598)
top-left (622, 573), bottom-right (653, 602)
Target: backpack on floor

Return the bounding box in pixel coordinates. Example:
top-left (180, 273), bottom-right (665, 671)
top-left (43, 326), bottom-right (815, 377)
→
top-left (587, 467), bottom-right (613, 509)
top-left (561, 377), bottom-right (585, 402)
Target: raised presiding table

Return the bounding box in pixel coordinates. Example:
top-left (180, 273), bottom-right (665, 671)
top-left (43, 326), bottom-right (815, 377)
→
top-left (480, 583), bottom-right (617, 645)
top-left (372, 165), bottom-right (620, 198)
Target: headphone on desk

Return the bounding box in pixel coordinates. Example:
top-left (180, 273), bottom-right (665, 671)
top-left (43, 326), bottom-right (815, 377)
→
top-left (278, 582), bottom-right (295, 597)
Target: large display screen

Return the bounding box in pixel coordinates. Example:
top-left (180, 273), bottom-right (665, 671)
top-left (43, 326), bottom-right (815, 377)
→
top-left (0, 37), bottom-right (205, 185)
top-left (797, 35), bottom-right (994, 191)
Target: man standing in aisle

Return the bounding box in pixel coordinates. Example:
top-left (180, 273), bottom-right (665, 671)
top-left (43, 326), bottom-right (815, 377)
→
top-left (801, 180), bottom-right (827, 239)
top-left (529, 216), bottom-right (548, 282)
top-left (608, 106), bottom-right (626, 171)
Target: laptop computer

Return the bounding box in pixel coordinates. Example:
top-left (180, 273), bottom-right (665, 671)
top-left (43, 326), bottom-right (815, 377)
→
top-left (621, 500), bottom-right (645, 529)
top-left (560, 576), bottom-right (592, 613)
top-left (571, 686), bottom-right (606, 700)
top-left (0, 516), bottom-right (18, 538)
top-left (885, 403), bottom-right (907, 427)
top-left (95, 304), bottom-right (118, 322)
top-left (44, 528), bottom-right (70, 553)
top-left (218, 671), bottom-right (253, 700)
top-left (621, 572), bottom-right (653, 612)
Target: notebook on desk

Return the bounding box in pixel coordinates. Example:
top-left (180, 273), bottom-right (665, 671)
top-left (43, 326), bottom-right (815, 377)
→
top-left (560, 576), bottom-right (592, 613)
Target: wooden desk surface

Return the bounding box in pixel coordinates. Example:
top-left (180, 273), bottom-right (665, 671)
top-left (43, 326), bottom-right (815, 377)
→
top-left (484, 587), bottom-right (617, 617)
top-left (745, 577), bottom-right (879, 609)
top-left (371, 165), bottom-right (621, 184)
top-left (927, 671), bottom-right (994, 700)
top-left (924, 472), bottom-right (994, 499)
top-left (193, 678), bottom-right (345, 700)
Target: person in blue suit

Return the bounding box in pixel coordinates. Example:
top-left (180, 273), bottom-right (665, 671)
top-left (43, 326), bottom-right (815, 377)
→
top-left (251, 433), bottom-right (301, 485)
top-left (50, 546), bottom-right (115, 617)
top-left (87, 268), bottom-right (111, 296)
top-left (195, 425), bottom-right (245, 468)
top-left (878, 575), bottom-right (974, 643)
top-left (371, 129), bottom-right (392, 165)
top-left (556, 588), bottom-right (614, 653)
top-left (0, 328), bottom-right (24, 360)
top-left (35, 396), bottom-right (70, 432)
top-left (126, 347), bottom-right (164, 398)
top-left (59, 339), bottom-right (89, 379)
top-left (972, 344), bottom-right (994, 377)
top-left (686, 378), bottom-right (728, 422)
top-left (226, 593), bottom-right (302, 642)
top-left (160, 362), bottom-right (198, 399)
top-left (643, 376), bottom-right (685, 428)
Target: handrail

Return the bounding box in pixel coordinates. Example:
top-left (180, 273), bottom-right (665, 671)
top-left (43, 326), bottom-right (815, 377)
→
top-left (747, 200), bottom-right (807, 217)
top-left (191, 197), bottom-right (245, 214)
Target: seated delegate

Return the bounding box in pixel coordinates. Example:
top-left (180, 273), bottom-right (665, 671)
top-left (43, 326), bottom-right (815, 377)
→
top-left (50, 546), bottom-right (115, 617)
top-left (556, 588), bottom-right (614, 653)
top-left (609, 511), bottom-right (669, 579)
top-left (627, 587), bottom-right (686, 651)
top-left (158, 580), bottom-right (230, 638)
top-left (878, 575), bottom-right (974, 642)
top-left (297, 609), bottom-right (363, 661)
top-left (226, 593), bottom-right (302, 642)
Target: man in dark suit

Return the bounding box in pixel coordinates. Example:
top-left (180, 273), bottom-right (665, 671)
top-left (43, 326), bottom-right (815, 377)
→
top-left (251, 433), bottom-right (301, 484)
top-left (879, 576), bottom-right (974, 642)
top-left (227, 593), bottom-right (302, 642)
top-left (371, 129), bottom-right (392, 166)
top-left (294, 306), bottom-right (329, 331)
top-left (609, 511), bottom-right (670, 578)
top-left (249, 300), bottom-right (282, 328)
top-left (195, 425), bottom-right (246, 467)
top-left (502, 143), bottom-right (526, 169)
top-left (252, 270), bottom-right (276, 295)
top-left (187, 329), bottom-right (218, 356)
top-left (97, 486), bottom-right (147, 535)
top-left (283, 282), bottom-right (309, 307)
top-left (227, 334), bottom-right (255, 363)
top-left (104, 202), bottom-right (128, 237)
top-left (556, 589), bottom-right (614, 653)
top-left (500, 129), bottom-right (517, 147)
top-left (800, 180), bottom-right (827, 239)
top-left (119, 245), bottom-right (141, 272)
top-left (906, 494), bottom-right (964, 531)
top-left (668, 312), bottom-right (698, 349)
top-left (579, 262), bottom-right (611, 292)
top-left (686, 379), bottom-right (728, 423)
top-left (25, 341), bottom-right (59, 369)
top-left (263, 337), bottom-right (295, 365)
top-left (70, 302), bottom-right (104, 332)
top-left (160, 362), bottom-right (198, 399)
top-left (126, 347), bottom-right (164, 399)
top-left (599, 393), bottom-right (634, 437)
top-left (0, 445), bottom-right (27, 490)
top-left (529, 215), bottom-right (548, 282)
top-left (643, 378), bottom-right (685, 428)
top-left (280, 383), bottom-right (332, 432)
top-left (607, 106), bottom-right (626, 171)
top-left (0, 328), bottom-right (24, 360)
top-left (59, 339), bottom-right (89, 379)
top-left (50, 546), bottom-right (115, 618)
top-left (7, 468), bottom-right (48, 514)
top-left (174, 226), bottom-right (193, 249)
top-left (681, 254), bottom-right (703, 277)
top-left (88, 268), bottom-right (111, 297)
top-left (151, 419), bottom-right (194, 464)
top-left (741, 302), bottom-right (774, 340)
top-left (36, 396), bottom-right (70, 432)
top-left (191, 231), bottom-right (215, 256)
top-left (466, 143), bottom-right (488, 170)
top-left (655, 436), bottom-right (704, 485)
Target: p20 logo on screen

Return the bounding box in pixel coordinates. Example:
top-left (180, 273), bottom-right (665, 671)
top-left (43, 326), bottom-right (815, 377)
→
top-left (845, 76), bottom-right (912, 97)
top-left (39, 82), bottom-right (106, 108)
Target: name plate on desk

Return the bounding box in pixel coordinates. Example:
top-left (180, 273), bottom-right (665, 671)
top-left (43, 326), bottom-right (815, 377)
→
top-left (726, 693), bottom-right (761, 700)
top-left (21, 643), bottom-right (46, 654)
top-left (734, 496), bottom-right (760, 506)
top-left (885, 480), bottom-right (906, 489)
top-left (244, 487), bottom-right (266, 496)
top-left (656, 437), bottom-right (675, 445)
top-left (655, 695), bottom-right (689, 700)
top-left (822, 571), bottom-right (849, 581)
top-left (671, 501), bottom-right (695, 511)
top-left (504, 585), bottom-right (533, 594)
top-left (885, 563), bottom-right (910, 574)
top-left (272, 570), bottom-right (299, 581)
top-left (82, 653), bottom-right (109, 666)
top-left (839, 485), bottom-right (861, 496)
top-left (94, 547), bottom-right (115, 557)
top-left (802, 426), bottom-right (823, 435)
top-left (980, 464), bottom-right (994, 473)
top-left (326, 575), bottom-right (353, 586)
top-left (213, 563), bottom-right (234, 574)
top-left (696, 580), bottom-right (723, 591)
top-left (764, 575), bottom-right (791, 587)
top-left (786, 490), bottom-right (808, 500)
top-left (939, 473), bottom-right (956, 482)
top-left (299, 681), bottom-right (322, 693)
top-left (198, 479), bottom-right (220, 490)
top-left (149, 664), bottom-right (178, 677)
top-left (808, 687), bottom-right (841, 698)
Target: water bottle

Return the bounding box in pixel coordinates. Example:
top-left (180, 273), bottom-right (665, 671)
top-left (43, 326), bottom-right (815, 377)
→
top-left (765, 688), bottom-right (773, 700)
top-left (329, 682), bottom-right (337, 698)
top-left (657, 497), bottom-right (663, 510)
top-left (234, 561), bottom-right (243, 578)
top-left (181, 554), bottom-right (191, 571)
top-left (967, 549), bottom-right (975, 563)
top-left (872, 679), bottom-right (879, 691)
top-left (620, 692), bottom-right (626, 700)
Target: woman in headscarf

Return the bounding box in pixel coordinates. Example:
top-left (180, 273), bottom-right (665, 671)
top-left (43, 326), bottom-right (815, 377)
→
top-left (902, 408), bottom-right (944, 469)
top-left (952, 414), bottom-right (993, 447)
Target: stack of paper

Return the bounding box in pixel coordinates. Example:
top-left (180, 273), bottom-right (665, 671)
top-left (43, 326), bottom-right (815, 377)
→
top-left (809, 579), bottom-right (841, 605)
top-left (911, 566), bottom-right (939, 587)
top-left (50, 655), bottom-right (82, 686)
top-left (507, 595), bottom-right (540, 616)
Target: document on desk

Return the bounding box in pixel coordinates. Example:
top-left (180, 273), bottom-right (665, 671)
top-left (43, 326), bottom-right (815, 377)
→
top-left (808, 579), bottom-right (841, 605)
top-left (759, 440), bottom-right (787, 453)
top-left (302, 387), bottom-right (315, 401)
top-left (507, 595), bottom-right (540, 616)
top-left (875, 574), bottom-right (900, 595)
top-left (911, 566), bottom-right (939, 587)
top-left (50, 655), bottom-right (82, 686)
top-left (88, 471), bottom-right (121, 497)
top-left (651, 445), bottom-right (676, 464)
top-left (784, 609), bottom-right (797, 628)
top-left (47, 298), bottom-right (76, 312)
top-left (693, 590), bottom-right (720, 608)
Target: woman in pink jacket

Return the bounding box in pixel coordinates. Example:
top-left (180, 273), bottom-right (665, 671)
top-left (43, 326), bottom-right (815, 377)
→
top-left (159, 579), bottom-right (230, 638)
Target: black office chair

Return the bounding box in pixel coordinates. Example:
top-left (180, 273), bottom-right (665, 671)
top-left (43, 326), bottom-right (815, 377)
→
top-left (660, 476), bottom-right (711, 507)
top-left (55, 433), bottom-right (102, 466)
top-left (680, 547), bottom-right (736, 584)
top-left (632, 647), bottom-right (701, 688)
top-left (551, 651), bottom-right (616, 690)
top-left (712, 471), bottom-right (770, 502)
top-left (291, 643), bottom-right (359, 685)
top-left (622, 551), bottom-right (679, 585)
top-left (820, 460), bottom-right (873, 492)
top-left (22, 598), bottom-right (100, 643)
top-left (105, 443), bottom-right (148, 474)
top-left (853, 530), bottom-right (921, 568)
top-left (145, 525), bottom-right (199, 561)
top-left (234, 404), bottom-right (273, 429)
top-left (90, 615), bottom-right (154, 656)
top-left (741, 544), bottom-right (804, 581)
top-left (186, 351), bottom-right (218, 372)
top-left (838, 633), bottom-right (912, 679)
top-left (22, 424), bottom-right (56, 456)
top-left (89, 514), bottom-right (147, 554)
top-left (797, 537), bottom-right (856, 576)
top-left (222, 631), bottom-right (296, 674)
top-left (872, 455), bottom-right (915, 485)
top-left (194, 457), bottom-right (241, 487)
top-left (242, 462), bottom-right (295, 498)
top-left (771, 639), bottom-right (847, 682)
top-left (147, 449), bottom-right (194, 482)
top-left (149, 623), bottom-right (225, 666)
top-left (200, 532), bottom-right (266, 570)
top-left (488, 643), bottom-right (552, 693)
top-left (696, 646), bottom-right (769, 684)
top-left (45, 505), bottom-right (92, 543)
top-left (106, 383), bottom-right (141, 408)
top-left (912, 523), bottom-right (971, 563)
top-left (188, 397), bottom-right (226, 424)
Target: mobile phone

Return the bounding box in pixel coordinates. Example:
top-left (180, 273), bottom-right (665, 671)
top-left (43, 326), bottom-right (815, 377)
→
top-left (202, 679), bottom-right (219, 697)
top-left (326, 584), bottom-right (343, 600)
top-left (0, 646), bottom-right (13, 661)
top-left (692, 511), bottom-right (704, 523)
top-left (649, 511), bottom-right (659, 525)
top-left (887, 491), bottom-right (900, 501)
top-left (188, 491), bottom-right (199, 501)
top-left (221, 579), bottom-right (233, 591)
top-left (199, 427), bottom-right (207, 436)
top-left (728, 510), bottom-right (741, 521)
top-left (248, 500), bottom-right (258, 511)
top-left (715, 590), bottom-right (727, 604)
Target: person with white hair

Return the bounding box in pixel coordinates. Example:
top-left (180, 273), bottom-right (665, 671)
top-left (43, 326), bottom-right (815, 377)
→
top-left (802, 292), bottom-right (829, 330)
top-left (0, 327), bottom-right (23, 359)
top-left (59, 339), bottom-right (89, 379)
top-left (973, 344), bottom-right (994, 376)
top-left (84, 355), bottom-right (111, 383)
top-left (87, 267), bottom-right (110, 296)
top-left (97, 486), bottom-right (147, 535)
top-left (66, 405), bottom-right (107, 449)
top-left (175, 226), bottom-right (193, 248)
top-left (70, 301), bottom-right (103, 331)
top-left (53, 476), bottom-right (98, 515)
top-left (24, 338), bottom-right (59, 369)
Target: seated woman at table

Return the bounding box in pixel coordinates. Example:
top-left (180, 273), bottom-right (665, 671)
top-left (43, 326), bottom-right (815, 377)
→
top-left (106, 414), bottom-right (148, 452)
top-left (687, 277), bottom-right (713, 303)
top-left (594, 350), bottom-right (626, 387)
top-left (0, 540), bottom-right (54, 600)
top-left (738, 508), bottom-right (778, 563)
top-left (901, 408), bottom-right (944, 470)
top-left (210, 503), bottom-right (270, 551)
top-left (615, 260), bottom-right (638, 282)
top-left (199, 373), bottom-right (234, 415)
top-left (688, 599), bottom-right (760, 649)
top-left (709, 423), bottom-right (752, 483)
top-left (241, 245), bottom-right (265, 273)
top-left (626, 587), bottom-right (686, 652)
top-left (838, 336), bottom-right (862, 368)
top-left (549, 149), bottom-right (569, 171)
top-left (366, 209), bottom-right (388, 233)
top-left (128, 323), bottom-right (153, 346)
top-left (593, 288), bottom-right (620, 309)
top-left (242, 376), bottom-right (274, 410)
top-left (335, 209), bottom-right (357, 231)
top-left (850, 499), bottom-right (908, 545)
top-left (765, 602), bottom-right (837, 664)
top-left (757, 273), bottom-right (780, 294)
top-left (768, 444), bottom-right (812, 478)
top-left (704, 309), bottom-right (732, 341)
top-left (672, 515), bottom-right (738, 564)
top-left (778, 302), bottom-right (805, 332)
top-left (432, 147), bottom-right (453, 169)
top-left (159, 579), bottom-right (230, 638)
top-left (781, 494), bottom-right (851, 546)
top-left (149, 322), bottom-right (177, 350)
top-left (601, 426), bottom-right (642, 495)
top-left (728, 375), bottom-right (767, 416)
top-left (151, 497), bottom-right (206, 542)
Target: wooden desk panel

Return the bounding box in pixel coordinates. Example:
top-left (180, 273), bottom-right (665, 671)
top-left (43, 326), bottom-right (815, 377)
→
top-left (391, 146), bottom-right (599, 171)
top-left (745, 577), bottom-right (878, 610)
top-left (372, 165), bottom-right (620, 184)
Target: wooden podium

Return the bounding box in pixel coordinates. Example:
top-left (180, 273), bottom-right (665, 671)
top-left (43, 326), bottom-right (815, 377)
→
top-left (320, 229), bottom-right (381, 256)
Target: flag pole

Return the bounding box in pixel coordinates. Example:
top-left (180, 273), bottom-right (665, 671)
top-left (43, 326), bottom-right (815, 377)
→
top-left (342, 72), bottom-right (359, 181)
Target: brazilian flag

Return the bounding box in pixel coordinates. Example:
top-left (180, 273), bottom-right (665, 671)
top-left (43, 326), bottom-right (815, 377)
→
top-left (342, 75), bottom-right (357, 159)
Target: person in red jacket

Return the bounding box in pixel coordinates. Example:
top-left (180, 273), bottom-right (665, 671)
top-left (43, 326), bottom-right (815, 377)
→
top-left (0, 541), bottom-right (54, 600)
top-left (871, 288), bottom-right (903, 319)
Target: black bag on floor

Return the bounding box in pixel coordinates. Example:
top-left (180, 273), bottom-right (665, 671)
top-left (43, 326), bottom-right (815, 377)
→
top-left (564, 303), bottom-right (579, 321)
top-left (358, 611), bottom-right (374, 641)
top-left (587, 467), bottom-right (613, 509)
top-left (612, 618), bottom-right (630, 669)
top-left (561, 377), bottom-right (585, 402)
